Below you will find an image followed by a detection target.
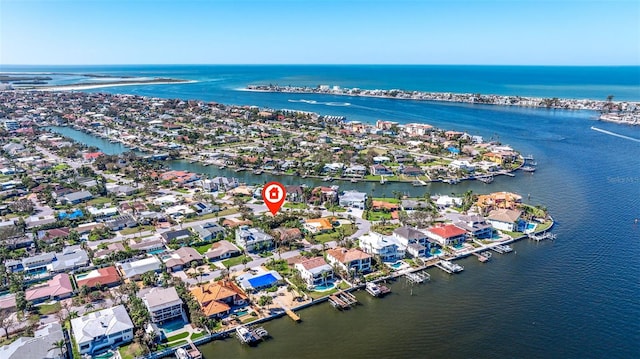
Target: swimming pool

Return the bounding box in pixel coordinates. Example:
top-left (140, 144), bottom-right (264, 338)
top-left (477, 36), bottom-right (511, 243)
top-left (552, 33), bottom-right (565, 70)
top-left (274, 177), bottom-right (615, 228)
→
top-left (148, 249), bottom-right (166, 255)
top-left (75, 272), bottom-right (89, 279)
top-left (526, 223), bottom-right (537, 232)
top-left (161, 319), bottom-right (185, 333)
top-left (390, 261), bottom-right (404, 269)
top-left (93, 351), bottom-right (114, 359)
top-left (234, 309), bottom-right (249, 316)
top-left (248, 273), bottom-right (279, 288)
top-left (313, 282), bottom-right (336, 291)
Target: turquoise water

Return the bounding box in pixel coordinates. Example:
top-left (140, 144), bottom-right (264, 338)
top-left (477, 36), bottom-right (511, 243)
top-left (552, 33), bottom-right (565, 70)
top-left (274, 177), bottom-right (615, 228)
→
top-left (313, 282), bottom-right (336, 291)
top-left (148, 249), bottom-right (166, 255)
top-left (75, 273), bottom-right (89, 279)
top-left (234, 310), bottom-right (249, 316)
top-left (93, 352), bottom-right (114, 359)
top-left (526, 223), bottom-right (537, 231)
top-left (247, 273), bottom-right (278, 288)
top-left (161, 319), bottom-right (185, 333)
top-left (39, 65), bottom-right (640, 358)
top-left (390, 261), bottom-right (404, 269)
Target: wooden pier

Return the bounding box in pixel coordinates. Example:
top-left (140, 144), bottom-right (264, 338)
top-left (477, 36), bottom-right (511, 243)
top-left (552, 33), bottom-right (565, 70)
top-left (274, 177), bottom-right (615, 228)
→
top-left (187, 341), bottom-right (202, 359)
top-left (528, 232), bottom-right (556, 242)
top-left (473, 251), bottom-right (492, 262)
top-left (328, 291), bottom-right (358, 310)
top-left (284, 307), bottom-right (301, 322)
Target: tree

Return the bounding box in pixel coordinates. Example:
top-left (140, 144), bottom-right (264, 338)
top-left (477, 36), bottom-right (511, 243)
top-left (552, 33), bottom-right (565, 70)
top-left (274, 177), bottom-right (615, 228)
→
top-left (9, 199), bottom-right (35, 215)
top-left (241, 256), bottom-right (250, 270)
top-left (0, 309), bottom-right (16, 339)
top-left (258, 295), bottom-right (273, 309)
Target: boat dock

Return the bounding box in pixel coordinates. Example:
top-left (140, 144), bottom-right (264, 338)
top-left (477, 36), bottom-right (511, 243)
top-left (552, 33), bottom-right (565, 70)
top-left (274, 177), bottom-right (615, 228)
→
top-left (404, 271), bottom-right (430, 284)
top-left (435, 260), bottom-right (464, 274)
top-left (473, 251), bottom-right (492, 262)
top-left (491, 244), bottom-right (513, 254)
top-left (236, 325), bottom-right (269, 345)
top-left (528, 232), bottom-right (556, 241)
top-left (328, 291), bottom-right (358, 310)
top-left (284, 307), bottom-right (301, 322)
top-left (365, 282), bottom-right (391, 297)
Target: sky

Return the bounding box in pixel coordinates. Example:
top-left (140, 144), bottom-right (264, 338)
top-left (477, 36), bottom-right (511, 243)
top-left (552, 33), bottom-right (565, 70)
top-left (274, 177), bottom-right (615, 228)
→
top-left (1, 0), bottom-right (639, 65)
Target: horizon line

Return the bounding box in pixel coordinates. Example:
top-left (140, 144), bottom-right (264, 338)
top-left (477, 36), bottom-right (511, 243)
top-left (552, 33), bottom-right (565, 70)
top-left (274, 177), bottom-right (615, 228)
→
top-left (1, 63), bottom-right (639, 67)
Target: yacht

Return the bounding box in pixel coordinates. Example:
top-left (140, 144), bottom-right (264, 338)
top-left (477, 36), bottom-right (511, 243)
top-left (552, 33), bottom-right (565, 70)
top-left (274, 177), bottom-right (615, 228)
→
top-left (365, 282), bottom-right (391, 297)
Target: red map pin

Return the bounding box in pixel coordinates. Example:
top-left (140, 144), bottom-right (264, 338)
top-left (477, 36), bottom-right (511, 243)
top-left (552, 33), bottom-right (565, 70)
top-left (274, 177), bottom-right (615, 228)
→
top-left (262, 181), bottom-right (286, 215)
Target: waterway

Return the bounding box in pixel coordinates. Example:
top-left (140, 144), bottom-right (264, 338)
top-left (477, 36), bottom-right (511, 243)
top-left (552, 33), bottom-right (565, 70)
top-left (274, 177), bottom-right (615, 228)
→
top-left (47, 97), bottom-right (640, 358)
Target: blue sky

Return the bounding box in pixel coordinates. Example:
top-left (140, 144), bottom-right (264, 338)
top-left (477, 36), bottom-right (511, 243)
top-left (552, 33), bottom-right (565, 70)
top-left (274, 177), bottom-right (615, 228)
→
top-left (1, 0), bottom-right (638, 65)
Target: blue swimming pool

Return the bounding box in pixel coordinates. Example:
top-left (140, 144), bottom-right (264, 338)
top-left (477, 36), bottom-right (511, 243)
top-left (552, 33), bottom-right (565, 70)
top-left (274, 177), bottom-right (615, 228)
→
top-left (526, 223), bottom-right (537, 231)
top-left (314, 282), bottom-right (336, 291)
top-left (160, 319), bottom-right (185, 333)
top-left (248, 273), bottom-right (278, 288)
top-left (391, 261), bottom-right (404, 269)
top-left (148, 249), bottom-right (166, 255)
top-left (234, 309), bottom-right (249, 316)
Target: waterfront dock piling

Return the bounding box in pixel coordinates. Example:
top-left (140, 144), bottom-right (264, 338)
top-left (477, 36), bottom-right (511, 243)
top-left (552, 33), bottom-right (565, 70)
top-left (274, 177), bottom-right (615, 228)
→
top-left (404, 271), bottom-right (430, 284)
top-left (328, 291), bottom-right (358, 310)
top-left (473, 252), bottom-right (492, 262)
top-left (491, 244), bottom-right (513, 254)
top-left (528, 232), bottom-right (556, 241)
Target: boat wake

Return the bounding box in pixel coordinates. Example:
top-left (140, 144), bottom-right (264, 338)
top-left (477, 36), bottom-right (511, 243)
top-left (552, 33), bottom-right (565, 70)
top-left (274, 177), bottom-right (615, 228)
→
top-left (288, 99), bottom-right (350, 106)
top-left (590, 126), bottom-right (640, 143)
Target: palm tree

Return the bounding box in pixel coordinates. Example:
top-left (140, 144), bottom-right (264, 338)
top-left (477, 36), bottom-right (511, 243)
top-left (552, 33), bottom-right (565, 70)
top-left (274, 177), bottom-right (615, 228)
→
top-left (50, 339), bottom-right (66, 359)
top-left (241, 256), bottom-right (250, 270)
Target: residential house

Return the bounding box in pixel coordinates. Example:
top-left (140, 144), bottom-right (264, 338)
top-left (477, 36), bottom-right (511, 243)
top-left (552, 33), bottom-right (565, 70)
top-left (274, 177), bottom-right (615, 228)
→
top-left (486, 209), bottom-right (523, 232)
top-left (235, 226), bottom-right (273, 252)
top-left (0, 293), bottom-right (16, 312)
top-left (190, 280), bottom-right (248, 318)
top-left (358, 232), bottom-right (405, 262)
top-left (37, 227), bottom-right (70, 243)
top-left (400, 199), bottom-right (432, 211)
top-left (117, 256), bottom-right (162, 280)
top-left (393, 226), bottom-right (433, 257)
top-left (476, 192), bottom-right (523, 211)
top-left (426, 224), bottom-right (468, 246)
top-left (161, 229), bottom-right (193, 244)
top-left (236, 269), bottom-right (283, 292)
top-left (104, 215), bottom-right (137, 231)
top-left (284, 185), bottom-right (304, 202)
top-left (205, 240), bottom-right (241, 262)
top-left (303, 218), bottom-right (334, 234)
top-left (93, 242), bottom-right (126, 259)
top-left (71, 305), bottom-right (134, 355)
top-left (273, 227), bottom-right (302, 243)
top-left (75, 266), bottom-right (121, 290)
top-left (370, 164), bottom-right (393, 176)
top-left (163, 247), bottom-right (203, 272)
top-left (140, 287), bottom-right (185, 324)
top-left (25, 273), bottom-right (74, 303)
top-left (49, 245), bottom-right (90, 273)
top-left (58, 190), bottom-right (93, 205)
top-left (191, 202), bottom-right (219, 215)
top-left (128, 237), bottom-right (165, 253)
top-left (0, 322), bottom-right (65, 359)
top-left (294, 257), bottom-right (334, 287)
top-left (326, 247), bottom-right (373, 274)
top-left (343, 164), bottom-right (367, 178)
top-left (192, 222), bottom-right (226, 241)
top-left (399, 166), bottom-right (424, 176)
top-left (454, 215), bottom-right (494, 239)
top-left (106, 184), bottom-right (137, 197)
top-left (339, 190), bottom-right (367, 209)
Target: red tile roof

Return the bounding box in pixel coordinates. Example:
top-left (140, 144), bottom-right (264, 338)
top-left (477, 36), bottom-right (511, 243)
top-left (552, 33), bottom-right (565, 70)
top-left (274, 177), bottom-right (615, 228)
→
top-left (428, 224), bottom-right (467, 239)
top-left (75, 266), bottom-right (121, 288)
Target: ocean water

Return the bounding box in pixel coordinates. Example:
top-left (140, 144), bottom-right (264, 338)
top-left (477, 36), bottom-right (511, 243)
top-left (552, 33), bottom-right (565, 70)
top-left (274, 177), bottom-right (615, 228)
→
top-left (35, 65), bottom-right (640, 358)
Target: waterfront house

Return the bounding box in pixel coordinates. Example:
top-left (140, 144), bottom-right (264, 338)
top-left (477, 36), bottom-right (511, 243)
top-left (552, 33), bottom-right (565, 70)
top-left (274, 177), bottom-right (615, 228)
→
top-left (393, 226), bottom-right (432, 257)
top-left (236, 268), bottom-right (283, 292)
top-left (117, 256), bottom-right (162, 280)
top-left (25, 273), bottom-right (73, 303)
top-left (454, 215), bottom-right (494, 239)
top-left (399, 166), bottom-right (424, 176)
top-left (326, 247), bottom-right (373, 274)
top-left (294, 257), bottom-right (334, 288)
top-left (140, 286), bottom-right (185, 323)
top-left (486, 209), bottom-right (523, 232)
top-left (162, 247), bottom-right (203, 272)
top-left (343, 164), bottom-right (367, 178)
top-left (205, 240), bottom-right (241, 261)
top-left (190, 280), bottom-right (248, 318)
top-left (339, 190), bottom-right (367, 209)
top-left (370, 164), bottom-right (393, 176)
top-left (426, 225), bottom-right (468, 246)
top-left (476, 192), bottom-right (523, 211)
top-left (0, 322), bottom-right (65, 359)
top-left (49, 245), bottom-right (90, 273)
top-left (75, 266), bottom-right (121, 290)
top-left (400, 199), bottom-right (432, 211)
top-left (71, 305), bottom-right (134, 356)
top-left (358, 232), bottom-right (405, 262)
top-left (235, 226), bottom-right (273, 252)
top-left (284, 185), bottom-right (304, 202)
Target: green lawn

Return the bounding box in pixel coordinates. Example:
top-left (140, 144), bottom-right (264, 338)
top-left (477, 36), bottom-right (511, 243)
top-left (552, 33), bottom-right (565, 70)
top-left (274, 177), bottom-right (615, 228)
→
top-left (221, 254), bottom-right (251, 268)
top-left (366, 211), bottom-right (392, 221)
top-left (53, 163), bottom-right (71, 171)
top-left (284, 202), bottom-right (308, 210)
top-left (175, 188), bottom-right (190, 194)
top-left (326, 205), bottom-right (347, 213)
top-left (87, 197), bottom-right (112, 206)
top-left (372, 197), bottom-right (401, 204)
top-left (184, 208), bottom-right (239, 223)
top-left (241, 316), bottom-right (259, 324)
top-left (313, 224), bottom-right (355, 243)
top-left (119, 225), bottom-right (154, 235)
top-left (371, 223), bottom-right (401, 235)
top-left (191, 331), bottom-right (205, 340)
top-left (165, 331), bottom-right (189, 342)
top-left (193, 243), bottom-right (213, 255)
top-left (38, 302), bottom-right (61, 315)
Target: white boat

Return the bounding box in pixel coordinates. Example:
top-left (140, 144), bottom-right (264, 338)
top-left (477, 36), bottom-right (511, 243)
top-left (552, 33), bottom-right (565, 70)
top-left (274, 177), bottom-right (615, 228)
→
top-left (175, 348), bottom-right (191, 359)
top-left (439, 260), bottom-right (464, 273)
top-left (365, 282), bottom-right (391, 297)
top-left (521, 166), bottom-right (536, 172)
top-left (323, 176), bottom-right (333, 182)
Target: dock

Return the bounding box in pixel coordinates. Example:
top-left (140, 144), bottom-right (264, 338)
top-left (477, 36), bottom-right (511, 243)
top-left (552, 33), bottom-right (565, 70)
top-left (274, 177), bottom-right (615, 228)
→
top-left (435, 260), bottom-right (464, 274)
top-left (473, 251), bottom-right (492, 262)
top-left (284, 307), bottom-right (301, 322)
top-left (328, 291), bottom-right (358, 310)
top-left (491, 244), bottom-right (513, 254)
top-left (528, 232), bottom-right (556, 241)
top-left (236, 325), bottom-right (269, 345)
top-left (404, 271), bottom-right (430, 284)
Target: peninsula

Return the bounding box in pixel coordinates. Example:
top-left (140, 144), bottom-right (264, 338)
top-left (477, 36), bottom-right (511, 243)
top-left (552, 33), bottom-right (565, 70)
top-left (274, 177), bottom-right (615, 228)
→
top-left (246, 84), bottom-right (640, 125)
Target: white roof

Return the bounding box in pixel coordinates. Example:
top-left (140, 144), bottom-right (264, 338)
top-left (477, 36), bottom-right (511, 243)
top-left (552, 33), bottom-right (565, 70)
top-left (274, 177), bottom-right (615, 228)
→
top-left (71, 305), bottom-right (134, 345)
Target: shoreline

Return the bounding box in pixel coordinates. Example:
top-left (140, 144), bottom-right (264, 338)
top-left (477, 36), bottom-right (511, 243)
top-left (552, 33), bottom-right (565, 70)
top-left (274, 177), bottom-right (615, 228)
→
top-left (17, 79), bottom-right (197, 91)
top-left (150, 220), bottom-right (555, 359)
top-left (245, 85), bottom-right (640, 125)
